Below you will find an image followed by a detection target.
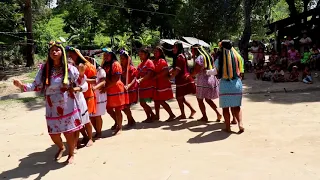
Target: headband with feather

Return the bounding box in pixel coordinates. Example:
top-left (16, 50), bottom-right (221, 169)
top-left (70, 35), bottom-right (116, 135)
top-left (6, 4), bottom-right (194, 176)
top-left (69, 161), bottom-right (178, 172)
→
top-left (47, 41), bottom-right (68, 85)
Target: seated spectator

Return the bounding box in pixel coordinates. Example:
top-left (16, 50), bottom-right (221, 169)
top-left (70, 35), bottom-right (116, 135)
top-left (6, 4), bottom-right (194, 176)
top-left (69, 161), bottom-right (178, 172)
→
top-left (273, 65), bottom-right (285, 82)
top-left (302, 66), bottom-right (313, 84)
top-left (310, 44), bottom-right (320, 70)
top-left (245, 59), bottom-right (253, 73)
top-left (300, 48), bottom-right (312, 69)
top-left (280, 48), bottom-right (288, 69)
top-left (262, 67), bottom-right (272, 81)
top-left (254, 65), bottom-right (264, 80)
top-left (287, 45), bottom-right (301, 71)
top-left (268, 49), bottom-right (279, 70)
top-left (287, 66), bottom-right (299, 82)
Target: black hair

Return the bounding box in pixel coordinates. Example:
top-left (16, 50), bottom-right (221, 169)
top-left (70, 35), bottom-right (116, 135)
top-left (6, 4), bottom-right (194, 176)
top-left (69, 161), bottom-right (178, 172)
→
top-left (218, 40), bottom-right (232, 79)
top-left (139, 47), bottom-right (150, 60)
top-left (155, 46), bottom-right (166, 60)
top-left (172, 41), bottom-right (185, 69)
top-left (102, 52), bottom-right (117, 80)
top-left (41, 45), bottom-right (67, 92)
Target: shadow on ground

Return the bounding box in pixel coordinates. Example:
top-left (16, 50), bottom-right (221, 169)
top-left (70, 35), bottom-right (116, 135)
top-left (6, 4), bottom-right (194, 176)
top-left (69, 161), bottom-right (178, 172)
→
top-left (118, 118), bottom-right (233, 144)
top-left (242, 72), bottom-right (320, 104)
top-left (0, 96), bottom-right (45, 111)
top-left (0, 66), bottom-right (36, 81)
top-left (0, 145), bottom-right (65, 180)
top-left (244, 90), bottom-right (320, 104)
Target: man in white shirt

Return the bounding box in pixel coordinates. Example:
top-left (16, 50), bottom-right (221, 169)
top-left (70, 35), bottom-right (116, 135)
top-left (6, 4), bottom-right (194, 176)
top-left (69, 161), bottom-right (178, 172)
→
top-left (251, 41), bottom-right (259, 66)
top-left (300, 33), bottom-right (312, 53)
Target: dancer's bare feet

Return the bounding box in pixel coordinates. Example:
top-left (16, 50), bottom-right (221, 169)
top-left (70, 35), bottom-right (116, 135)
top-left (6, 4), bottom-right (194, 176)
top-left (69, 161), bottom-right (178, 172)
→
top-left (189, 110), bottom-right (196, 119)
top-left (177, 114), bottom-right (187, 120)
top-left (152, 115), bottom-right (159, 121)
top-left (142, 118), bottom-right (153, 123)
top-left (86, 139), bottom-right (94, 147)
top-left (223, 128), bottom-right (232, 133)
top-left (113, 127), bottom-right (122, 135)
top-left (154, 115), bottom-right (160, 121)
top-left (238, 126), bottom-right (245, 134)
top-left (217, 114), bottom-right (222, 122)
top-left (93, 133), bottom-right (102, 140)
top-left (64, 155), bottom-right (74, 165)
top-left (166, 115), bottom-right (176, 122)
top-left (125, 121), bottom-right (136, 129)
top-left (55, 146), bottom-right (66, 161)
top-left (231, 119), bottom-right (237, 124)
top-left (81, 137), bottom-right (88, 145)
top-left (111, 124), bottom-right (117, 130)
top-left (197, 117), bottom-right (209, 122)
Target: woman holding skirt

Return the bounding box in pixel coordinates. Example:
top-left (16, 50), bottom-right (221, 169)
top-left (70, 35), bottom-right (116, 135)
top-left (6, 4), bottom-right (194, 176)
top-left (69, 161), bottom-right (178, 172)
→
top-left (67, 47), bottom-right (96, 147)
top-left (102, 48), bottom-right (126, 135)
top-left (170, 41), bottom-right (197, 120)
top-left (190, 45), bottom-right (222, 122)
top-left (120, 50), bottom-right (138, 128)
top-left (215, 40), bottom-right (244, 133)
top-left (152, 46), bottom-right (176, 121)
top-left (89, 57), bottom-right (107, 139)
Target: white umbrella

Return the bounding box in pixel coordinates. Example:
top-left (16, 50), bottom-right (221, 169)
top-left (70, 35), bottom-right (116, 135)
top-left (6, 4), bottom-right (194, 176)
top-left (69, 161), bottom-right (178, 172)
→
top-left (160, 39), bottom-right (192, 48)
top-left (182, 37), bottom-right (210, 47)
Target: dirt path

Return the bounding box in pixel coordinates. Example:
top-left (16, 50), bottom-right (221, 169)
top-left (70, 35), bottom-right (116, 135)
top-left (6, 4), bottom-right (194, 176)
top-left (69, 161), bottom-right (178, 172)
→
top-left (0, 91), bottom-right (320, 180)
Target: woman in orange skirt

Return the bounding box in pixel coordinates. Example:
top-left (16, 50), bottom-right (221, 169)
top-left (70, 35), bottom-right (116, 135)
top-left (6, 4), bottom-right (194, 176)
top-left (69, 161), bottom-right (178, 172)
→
top-left (137, 48), bottom-right (156, 123)
top-left (67, 47), bottom-right (96, 147)
top-left (120, 50), bottom-right (138, 128)
top-left (102, 48), bottom-right (126, 135)
top-left (152, 46), bottom-right (176, 121)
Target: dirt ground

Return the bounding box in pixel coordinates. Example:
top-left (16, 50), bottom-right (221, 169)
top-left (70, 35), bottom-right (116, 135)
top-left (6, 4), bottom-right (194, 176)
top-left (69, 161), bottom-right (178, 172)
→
top-left (0, 89), bottom-right (320, 180)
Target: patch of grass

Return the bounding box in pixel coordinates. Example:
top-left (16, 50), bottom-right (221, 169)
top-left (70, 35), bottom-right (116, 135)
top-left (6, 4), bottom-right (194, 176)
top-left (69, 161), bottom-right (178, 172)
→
top-left (0, 96), bottom-right (43, 105)
top-left (22, 69), bottom-right (37, 83)
top-left (27, 70), bottom-right (37, 79)
top-left (22, 79), bottom-right (34, 83)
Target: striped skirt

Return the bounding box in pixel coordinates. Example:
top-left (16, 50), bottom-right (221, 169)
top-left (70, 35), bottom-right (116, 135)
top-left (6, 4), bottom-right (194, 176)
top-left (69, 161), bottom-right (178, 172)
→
top-left (219, 78), bottom-right (243, 108)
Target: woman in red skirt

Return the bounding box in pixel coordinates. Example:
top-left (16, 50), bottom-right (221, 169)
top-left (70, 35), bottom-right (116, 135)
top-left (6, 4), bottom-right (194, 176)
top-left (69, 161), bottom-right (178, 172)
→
top-left (137, 48), bottom-right (156, 123)
top-left (153, 46), bottom-right (176, 121)
top-left (170, 41), bottom-right (197, 120)
top-left (120, 50), bottom-right (138, 128)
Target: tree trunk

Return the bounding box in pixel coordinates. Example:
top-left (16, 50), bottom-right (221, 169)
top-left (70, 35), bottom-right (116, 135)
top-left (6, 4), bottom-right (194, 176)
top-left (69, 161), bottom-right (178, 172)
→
top-left (24, 0), bottom-right (34, 67)
top-left (303, 0), bottom-right (309, 12)
top-left (285, 0), bottom-right (298, 16)
top-left (239, 0), bottom-right (253, 62)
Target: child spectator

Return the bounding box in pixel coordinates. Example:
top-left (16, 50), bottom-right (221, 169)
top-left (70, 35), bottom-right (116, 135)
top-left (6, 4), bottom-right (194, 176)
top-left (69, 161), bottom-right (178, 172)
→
top-left (254, 65), bottom-right (264, 80)
top-left (273, 65), bottom-right (285, 82)
top-left (280, 48), bottom-right (288, 69)
top-left (268, 49), bottom-right (279, 70)
top-left (287, 66), bottom-right (299, 82)
top-left (251, 41), bottom-right (259, 67)
top-left (257, 47), bottom-right (265, 66)
top-left (262, 67), bottom-right (272, 81)
top-left (302, 66), bottom-right (313, 84)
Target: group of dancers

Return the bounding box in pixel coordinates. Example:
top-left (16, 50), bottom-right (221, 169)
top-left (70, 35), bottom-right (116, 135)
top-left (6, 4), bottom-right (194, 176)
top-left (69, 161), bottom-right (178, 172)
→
top-left (13, 40), bottom-right (244, 164)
